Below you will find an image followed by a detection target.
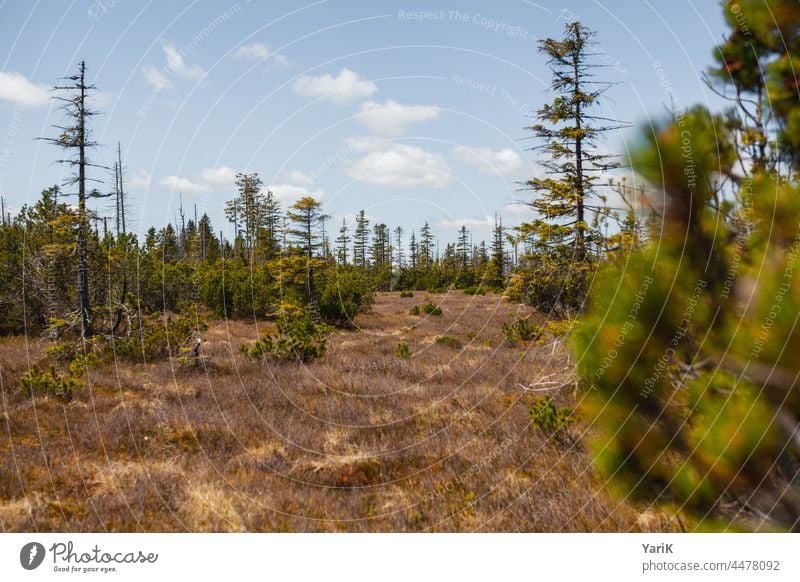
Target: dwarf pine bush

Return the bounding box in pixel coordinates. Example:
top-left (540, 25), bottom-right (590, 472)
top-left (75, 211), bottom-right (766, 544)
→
top-left (246, 315), bottom-right (331, 363)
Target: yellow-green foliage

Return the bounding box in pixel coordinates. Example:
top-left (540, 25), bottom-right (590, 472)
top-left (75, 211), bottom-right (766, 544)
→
top-left (19, 364), bottom-right (81, 401)
top-left (412, 302), bottom-right (442, 316)
top-left (574, 105), bottom-right (800, 530)
top-left (529, 397), bottom-right (573, 443)
top-left (462, 285), bottom-right (486, 296)
top-left (245, 314), bottom-right (331, 363)
top-left (544, 319), bottom-right (573, 338)
top-left (434, 335), bottom-right (461, 349)
top-left (316, 266), bottom-right (374, 328)
top-left (113, 311), bottom-right (207, 363)
top-left (395, 341), bottom-right (411, 359)
top-left (502, 317), bottom-right (543, 343)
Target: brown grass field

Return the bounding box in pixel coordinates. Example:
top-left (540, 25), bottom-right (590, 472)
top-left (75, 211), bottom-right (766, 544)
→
top-left (0, 291), bottom-right (679, 532)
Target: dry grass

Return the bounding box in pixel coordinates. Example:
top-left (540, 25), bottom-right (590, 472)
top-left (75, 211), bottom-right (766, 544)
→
top-left (0, 292), bottom-right (679, 532)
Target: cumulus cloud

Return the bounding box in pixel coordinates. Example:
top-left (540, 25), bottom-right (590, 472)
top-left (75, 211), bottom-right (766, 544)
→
top-left (128, 170), bottom-right (152, 189)
top-left (235, 42), bottom-right (269, 60)
top-left (292, 68), bottom-right (377, 104)
top-left (283, 170), bottom-right (315, 187)
top-left (233, 42), bottom-right (288, 67)
top-left (163, 45), bottom-right (205, 79)
top-left (341, 135), bottom-right (387, 152)
top-left (141, 66), bottom-right (171, 90)
top-left (198, 166), bottom-right (237, 187)
top-left (342, 142), bottom-right (451, 189)
top-left (268, 183), bottom-right (325, 204)
top-left (141, 45), bottom-right (205, 89)
top-left (357, 100), bottom-right (440, 136)
top-left (452, 145), bottom-right (524, 176)
top-left (0, 71), bottom-right (50, 106)
top-left (159, 175), bottom-right (209, 194)
top-left (437, 216), bottom-right (494, 229)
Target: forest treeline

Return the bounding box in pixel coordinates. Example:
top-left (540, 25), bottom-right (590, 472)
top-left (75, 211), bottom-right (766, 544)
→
top-left (2, 0), bottom-right (800, 531)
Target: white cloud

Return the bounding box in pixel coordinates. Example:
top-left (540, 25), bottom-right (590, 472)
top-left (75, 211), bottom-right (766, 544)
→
top-left (198, 166), bottom-right (237, 187)
top-left (283, 170), bottom-right (315, 187)
top-left (235, 42), bottom-right (270, 60)
top-left (233, 41), bottom-right (288, 67)
top-left (357, 100), bottom-right (440, 136)
top-left (292, 68), bottom-right (377, 104)
top-left (341, 135), bottom-right (387, 152)
top-left (342, 142), bottom-right (451, 189)
top-left (452, 145), bottom-right (524, 176)
top-left (141, 65), bottom-right (171, 90)
top-left (128, 170), bottom-right (152, 189)
top-left (271, 54), bottom-right (290, 68)
top-left (0, 71), bottom-right (50, 106)
top-left (268, 184), bottom-right (325, 204)
top-left (163, 44), bottom-right (205, 79)
top-left (437, 216), bottom-right (493, 229)
top-left (159, 175), bottom-right (209, 194)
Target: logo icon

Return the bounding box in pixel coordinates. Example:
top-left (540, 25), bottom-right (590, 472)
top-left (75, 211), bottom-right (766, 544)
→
top-left (20, 542), bottom-right (46, 570)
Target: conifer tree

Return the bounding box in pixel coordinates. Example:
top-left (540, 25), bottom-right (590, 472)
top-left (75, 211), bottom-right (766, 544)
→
top-left (419, 222), bottom-right (434, 269)
top-left (353, 210), bottom-right (370, 267)
top-left (41, 61), bottom-right (106, 337)
top-left (522, 21), bottom-right (624, 311)
top-left (335, 218), bottom-right (351, 265)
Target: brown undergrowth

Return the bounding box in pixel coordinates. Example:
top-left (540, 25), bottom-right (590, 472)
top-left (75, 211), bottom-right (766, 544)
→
top-left (0, 292), bottom-right (679, 532)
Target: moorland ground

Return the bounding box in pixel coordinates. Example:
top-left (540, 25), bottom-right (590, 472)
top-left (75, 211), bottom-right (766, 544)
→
top-left (0, 291), bottom-right (678, 532)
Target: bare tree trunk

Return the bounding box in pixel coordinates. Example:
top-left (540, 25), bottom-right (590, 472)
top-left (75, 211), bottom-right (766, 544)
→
top-left (76, 62), bottom-right (92, 338)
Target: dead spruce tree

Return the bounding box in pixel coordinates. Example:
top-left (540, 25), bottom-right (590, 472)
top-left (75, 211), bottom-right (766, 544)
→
top-left (41, 61), bottom-right (107, 337)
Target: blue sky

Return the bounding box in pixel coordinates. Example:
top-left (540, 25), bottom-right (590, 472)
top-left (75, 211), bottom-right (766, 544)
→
top-left (0, 0), bottom-right (727, 243)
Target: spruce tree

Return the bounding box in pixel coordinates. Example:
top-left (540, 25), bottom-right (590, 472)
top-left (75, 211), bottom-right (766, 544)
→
top-left (41, 61), bottom-right (106, 337)
top-left (523, 21), bottom-right (624, 311)
top-left (335, 218), bottom-right (351, 265)
top-left (353, 210), bottom-right (370, 267)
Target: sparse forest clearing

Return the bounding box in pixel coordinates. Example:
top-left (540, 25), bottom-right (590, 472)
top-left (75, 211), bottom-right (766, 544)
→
top-left (0, 292), bottom-right (676, 532)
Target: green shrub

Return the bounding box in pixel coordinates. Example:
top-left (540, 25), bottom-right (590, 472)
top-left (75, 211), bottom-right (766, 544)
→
top-left (423, 302), bottom-right (442, 316)
top-left (530, 397), bottom-right (573, 443)
top-left (43, 342), bottom-right (77, 364)
top-left (462, 286), bottom-right (486, 296)
top-left (317, 266), bottom-right (374, 328)
top-left (246, 315), bottom-right (331, 363)
top-left (400, 291), bottom-right (414, 298)
top-left (68, 352), bottom-right (100, 377)
top-left (113, 311), bottom-right (207, 363)
top-left (544, 319), bottom-right (573, 338)
top-left (19, 364), bottom-right (81, 402)
top-left (502, 317), bottom-right (543, 343)
top-left (412, 302), bottom-right (442, 316)
top-left (395, 341), bottom-right (411, 359)
top-left (198, 260), bottom-right (277, 318)
top-left (435, 335), bottom-right (461, 349)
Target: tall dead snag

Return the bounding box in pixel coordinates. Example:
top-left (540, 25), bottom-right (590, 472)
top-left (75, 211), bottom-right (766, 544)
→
top-left (41, 61), bottom-right (105, 337)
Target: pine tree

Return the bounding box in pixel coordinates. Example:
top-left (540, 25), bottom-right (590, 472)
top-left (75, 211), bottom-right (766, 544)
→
top-left (225, 172), bottom-right (264, 262)
top-left (488, 214), bottom-right (505, 287)
top-left (197, 213), bottom-right (220, 262)
top-left (394, 226), bottom-right (404, 270)
top-left (522, 21), bottom-right (624, 311)
top-left (335, 218), bottom-right (351, 265)
top-left (456, 225), bottom-right (470, 270)
top-left (40, 61), bottom-right (107, 337)
top-left (260, 189), bottom-right (281, 259)
top-left (158, 223), bottom-right (180, 263)
top-left (370, 223), bottom-right (391, 266)
top-left (286, 196), bottom-right (326, 259)
top-left (353, 210), bottom-right (370, 267)
top-left (409, 230), bottom-right (418, 270)
top-left (419, 222), bottom-right (434, 269)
